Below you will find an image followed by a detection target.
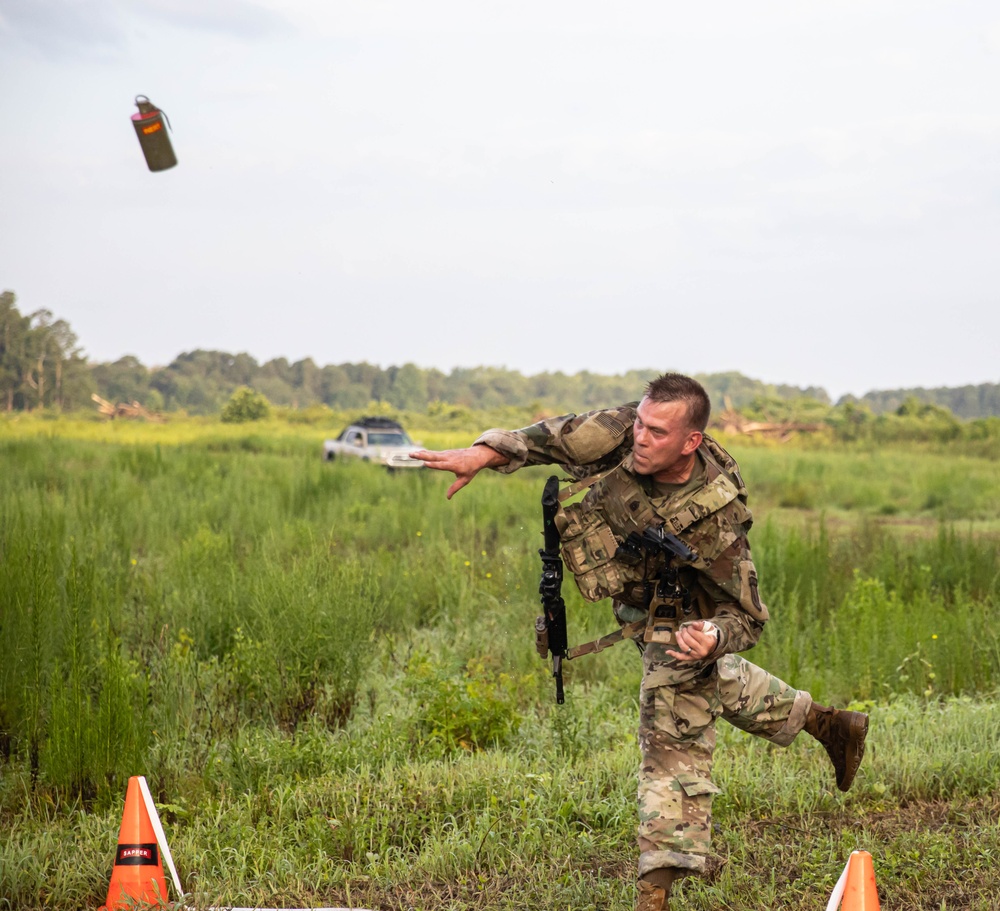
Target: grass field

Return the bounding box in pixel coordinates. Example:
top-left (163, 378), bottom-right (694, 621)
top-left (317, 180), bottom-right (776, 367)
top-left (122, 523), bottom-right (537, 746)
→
top-left (2, 413), bottom-right (999, 910)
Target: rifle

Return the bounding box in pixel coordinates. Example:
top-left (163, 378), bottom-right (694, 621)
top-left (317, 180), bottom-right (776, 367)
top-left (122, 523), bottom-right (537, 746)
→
top-left (535, 475), bottom-right (568, 704)
top-left (616, 526), bottom-right (696, 567)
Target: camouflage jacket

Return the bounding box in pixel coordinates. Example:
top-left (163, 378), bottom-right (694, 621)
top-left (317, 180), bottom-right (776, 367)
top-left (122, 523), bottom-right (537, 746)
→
top-left (475, 403), bottom-right (769, 659)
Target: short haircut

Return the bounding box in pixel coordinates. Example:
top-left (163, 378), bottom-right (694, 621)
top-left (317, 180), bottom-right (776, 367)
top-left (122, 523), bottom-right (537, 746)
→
top-left (643, 373), bottom-right (711, 432)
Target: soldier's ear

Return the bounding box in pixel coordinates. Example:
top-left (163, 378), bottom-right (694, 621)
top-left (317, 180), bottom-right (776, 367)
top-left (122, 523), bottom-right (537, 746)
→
top-left (682, 430), bottom-right (703, 455)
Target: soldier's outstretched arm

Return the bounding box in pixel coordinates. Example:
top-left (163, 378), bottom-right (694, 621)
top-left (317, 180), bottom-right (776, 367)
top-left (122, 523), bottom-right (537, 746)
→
top-left (411, 445), bottom-right (510, 499)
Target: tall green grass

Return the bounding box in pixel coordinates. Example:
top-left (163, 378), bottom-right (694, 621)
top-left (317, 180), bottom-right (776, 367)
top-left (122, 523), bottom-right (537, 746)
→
top-left (4, 686), bottom-right (1000, 909)
top-left (749, 519), bottom-right (1000, 702)
top-left (3, 433), bottom-right (998, 798)
top-left (2, 425), bottom-right (1000, 908)
top-left (736, 444), bottom-right (1000, 518)
top-left (0, 438), bottom-right (395, 805)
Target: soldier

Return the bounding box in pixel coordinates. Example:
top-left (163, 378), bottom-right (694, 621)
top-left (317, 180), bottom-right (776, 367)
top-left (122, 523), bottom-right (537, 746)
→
top-left (413, 373), bottom-right (868, 911)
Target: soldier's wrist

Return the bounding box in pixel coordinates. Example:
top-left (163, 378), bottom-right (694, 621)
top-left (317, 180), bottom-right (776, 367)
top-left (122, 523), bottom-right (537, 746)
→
top-left (703, 621), bottom-right (722, 653)
top-left (471, 430), bottom-right (526, 471)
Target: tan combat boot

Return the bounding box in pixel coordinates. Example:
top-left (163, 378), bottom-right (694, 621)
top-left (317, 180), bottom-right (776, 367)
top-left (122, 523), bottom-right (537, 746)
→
top-left (636, 868), bottom-right (677, 911)
top-left (804, 703), bottom-right (869, 792)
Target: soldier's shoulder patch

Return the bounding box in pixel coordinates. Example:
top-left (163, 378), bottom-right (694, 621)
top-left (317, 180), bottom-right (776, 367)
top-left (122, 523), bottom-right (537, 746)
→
top-left (562, 409), bottom-right (633, 463)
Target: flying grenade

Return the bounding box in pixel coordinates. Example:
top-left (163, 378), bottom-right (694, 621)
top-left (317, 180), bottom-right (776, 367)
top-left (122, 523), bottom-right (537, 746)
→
top-left (131, 95), bottom-right (177, 172)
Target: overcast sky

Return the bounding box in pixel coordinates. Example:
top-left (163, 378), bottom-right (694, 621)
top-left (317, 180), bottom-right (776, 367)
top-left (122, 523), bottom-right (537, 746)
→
top-left (1, 1), bottom-right (998, 401)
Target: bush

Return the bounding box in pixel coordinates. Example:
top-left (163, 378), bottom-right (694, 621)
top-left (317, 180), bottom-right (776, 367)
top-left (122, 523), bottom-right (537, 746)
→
top-left (405, 656), bottom-right (524, 754)
top-left (221, 386), bottom-right (270, 423)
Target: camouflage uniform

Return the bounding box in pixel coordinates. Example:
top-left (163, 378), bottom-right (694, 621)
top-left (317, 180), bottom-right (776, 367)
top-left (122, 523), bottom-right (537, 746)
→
top-left (476, 404), bottom-right (811, 876)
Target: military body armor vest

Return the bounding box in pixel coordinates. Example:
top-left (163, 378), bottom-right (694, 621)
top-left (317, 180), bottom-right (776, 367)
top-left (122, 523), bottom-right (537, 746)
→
top-left (553, 435), bottom-right (762, 648)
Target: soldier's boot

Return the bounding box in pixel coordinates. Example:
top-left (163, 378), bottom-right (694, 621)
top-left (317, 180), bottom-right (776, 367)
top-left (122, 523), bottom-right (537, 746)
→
top-left (636, 868), bottom-right (677, 911)
top-left (804, 702), bottom-right (869, 792)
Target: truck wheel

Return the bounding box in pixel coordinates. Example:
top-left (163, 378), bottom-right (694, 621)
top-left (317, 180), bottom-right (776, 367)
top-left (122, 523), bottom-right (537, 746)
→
top-left (325, 451), bottom-right (336, 461)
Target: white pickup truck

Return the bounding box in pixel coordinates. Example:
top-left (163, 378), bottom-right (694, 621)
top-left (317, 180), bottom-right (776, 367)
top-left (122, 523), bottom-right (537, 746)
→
top-left (322, 417), bottom-right (424, 469)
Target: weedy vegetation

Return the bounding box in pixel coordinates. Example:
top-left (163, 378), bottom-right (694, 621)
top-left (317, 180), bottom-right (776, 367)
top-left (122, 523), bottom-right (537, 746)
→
top-left (2, 411), bottom-right (999, 910)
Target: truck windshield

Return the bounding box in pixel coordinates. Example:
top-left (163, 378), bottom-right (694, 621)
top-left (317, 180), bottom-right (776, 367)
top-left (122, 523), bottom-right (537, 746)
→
top-left (368, 432), bottom-right (411, 446)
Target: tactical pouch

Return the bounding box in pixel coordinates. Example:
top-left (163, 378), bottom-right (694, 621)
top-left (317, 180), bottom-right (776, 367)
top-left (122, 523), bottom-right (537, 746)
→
top-left (556, 504), bottom-right (627, 602)
top-left (642, 597), bottom-right (679, 645)
top-left (573, 563), bottom-right (627, 602)
top-left (562, 526), bottom-right (620, 578)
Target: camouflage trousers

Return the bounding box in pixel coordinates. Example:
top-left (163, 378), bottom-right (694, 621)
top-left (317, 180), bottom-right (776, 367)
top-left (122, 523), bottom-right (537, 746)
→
top-left (636, 649), bottom-right (812, 878)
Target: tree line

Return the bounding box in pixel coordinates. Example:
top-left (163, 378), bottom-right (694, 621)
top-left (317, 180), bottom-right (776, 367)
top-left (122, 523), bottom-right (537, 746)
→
top-left (845, 385), bottom-right (1000, 421)
top-left (2, 289), bottom-right (998, 423)
top-left (92, 350), bottom-right (834, 416)
top-left (0, 291), bottom-right (90, 411)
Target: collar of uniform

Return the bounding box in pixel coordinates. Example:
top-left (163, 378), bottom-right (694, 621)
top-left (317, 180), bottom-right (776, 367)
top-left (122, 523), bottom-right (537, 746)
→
top-left (623, 449), bottom-right (709, 493)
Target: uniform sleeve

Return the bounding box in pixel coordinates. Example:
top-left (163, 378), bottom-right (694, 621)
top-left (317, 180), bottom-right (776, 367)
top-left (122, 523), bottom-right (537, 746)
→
top-left (690, 515), bottom-right (770, 658)
top-left (473, 404), bottom-right (637, 476)
top-left (707, 594), bottom-right (767, 658)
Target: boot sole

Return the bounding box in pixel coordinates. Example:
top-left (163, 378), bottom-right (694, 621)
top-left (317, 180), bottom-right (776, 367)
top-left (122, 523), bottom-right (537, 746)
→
top-left (838, 712), bottom-right (869, 792)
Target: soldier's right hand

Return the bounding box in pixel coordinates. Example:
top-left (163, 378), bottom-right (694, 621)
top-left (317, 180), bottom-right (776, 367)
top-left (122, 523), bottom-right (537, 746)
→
top-left (411, 445), bottom-right (510, 499)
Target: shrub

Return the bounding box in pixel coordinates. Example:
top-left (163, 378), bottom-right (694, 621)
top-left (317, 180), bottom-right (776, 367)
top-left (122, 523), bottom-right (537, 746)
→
top-left (221, 386), bottom-right (270, 423)
top-left (405, 656), bottom-right (523, 754)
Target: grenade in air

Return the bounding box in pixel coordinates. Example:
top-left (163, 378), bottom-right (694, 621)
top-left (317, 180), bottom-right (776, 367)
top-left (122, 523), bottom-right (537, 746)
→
top-left (131, 95), bottom-right (177, 172)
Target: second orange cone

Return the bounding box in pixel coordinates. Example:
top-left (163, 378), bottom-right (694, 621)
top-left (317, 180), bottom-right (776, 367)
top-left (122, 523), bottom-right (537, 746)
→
top-left (829, 849), bottom-right (880, 911)
top-left (103, 776), bottom-right (169, 910)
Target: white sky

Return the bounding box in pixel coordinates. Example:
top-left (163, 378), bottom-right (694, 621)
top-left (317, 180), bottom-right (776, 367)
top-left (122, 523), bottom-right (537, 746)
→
top-left (1, 1), bottom-right (998, 401)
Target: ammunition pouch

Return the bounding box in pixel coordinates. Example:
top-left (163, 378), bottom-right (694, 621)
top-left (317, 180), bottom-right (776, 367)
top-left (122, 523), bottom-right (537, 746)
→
top-left (555, 503), bottom-right (633, 602)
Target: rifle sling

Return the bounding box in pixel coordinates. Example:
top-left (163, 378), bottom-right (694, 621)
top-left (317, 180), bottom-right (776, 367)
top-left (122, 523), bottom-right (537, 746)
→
top-left (567, 618), bottom-right (676, 659)
top-left (556, 462), bottom-right (623, 502)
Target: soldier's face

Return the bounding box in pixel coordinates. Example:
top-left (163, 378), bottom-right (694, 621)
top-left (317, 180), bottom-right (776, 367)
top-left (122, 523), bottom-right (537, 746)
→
top-left (632, 397), bottom-right (703, 480)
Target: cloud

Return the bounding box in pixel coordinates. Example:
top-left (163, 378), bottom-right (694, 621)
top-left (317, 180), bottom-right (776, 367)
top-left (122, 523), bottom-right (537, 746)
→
top-left (139, 0), bottom-right (294, 39)
top-left (985, 21), bottom-right (1000, 54)
top-left (0, 0), bottom-right (292, 58)
top-left (0, 0), bottom-right (126, 57)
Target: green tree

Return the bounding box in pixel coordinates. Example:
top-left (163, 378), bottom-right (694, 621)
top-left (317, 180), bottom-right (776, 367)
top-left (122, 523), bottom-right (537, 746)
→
top-left (20, 308), bottom-right (56, 409)
top-left (150, 350), bottom-right (259, 412)
top-left (90, 356), bottom-right (151, 405)
top-left (370, 367), bottom-right (392, 403)
top-left (290, 358), bottom-right (321, 406)
top-left (0, 291), bottom-right (26, 410)
top-left (0, 293), bottom-right (89, 411)
top-left (387, 363), bottom-right (429, 411)
top-left (44, 316), bottom-right (87, 410)
top-left (221, 386), bottom-right (271, 423)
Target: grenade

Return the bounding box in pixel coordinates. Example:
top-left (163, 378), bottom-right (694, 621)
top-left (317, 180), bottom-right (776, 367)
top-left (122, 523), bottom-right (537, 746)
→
top-left (131, 95), bottom-right (177, 172)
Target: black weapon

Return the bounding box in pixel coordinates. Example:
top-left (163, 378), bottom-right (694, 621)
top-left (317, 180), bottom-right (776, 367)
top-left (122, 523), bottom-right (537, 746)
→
top-left (536, 475), bottom-right (568, 704)
top-left (616, 526), bottom-right (696, 566)
top-left (615, 526), bottom-right (697, 616)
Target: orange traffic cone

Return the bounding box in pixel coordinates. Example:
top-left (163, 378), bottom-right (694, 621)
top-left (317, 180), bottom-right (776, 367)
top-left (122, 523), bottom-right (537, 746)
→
top-left (826, 850), bottom-right (880, 911)
top-left (103, 776), bottom-right (169, 910)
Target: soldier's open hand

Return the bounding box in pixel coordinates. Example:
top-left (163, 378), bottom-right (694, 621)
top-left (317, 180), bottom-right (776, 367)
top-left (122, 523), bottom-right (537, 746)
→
top-left (411, 445), bottom-right (510, 499)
